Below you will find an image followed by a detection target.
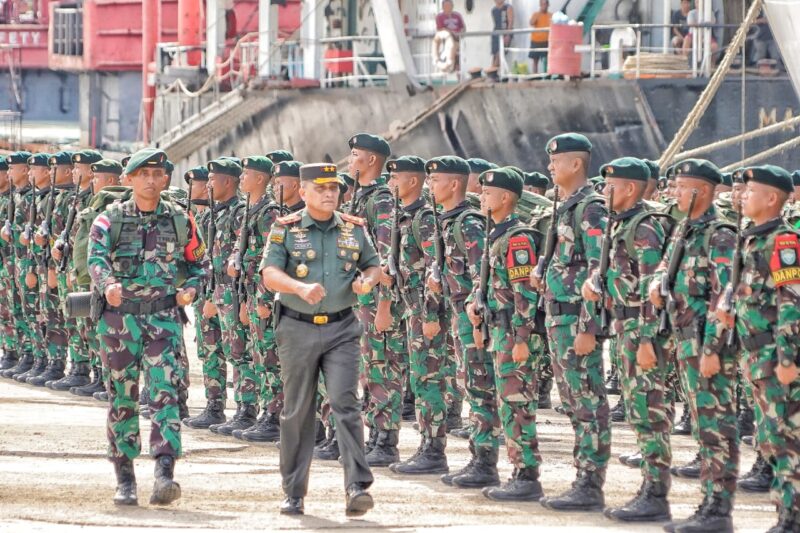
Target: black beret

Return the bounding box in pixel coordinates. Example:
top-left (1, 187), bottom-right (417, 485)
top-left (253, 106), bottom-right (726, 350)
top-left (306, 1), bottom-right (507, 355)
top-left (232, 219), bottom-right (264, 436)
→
top-left (721, 172), bottom-right (733, 187)
top-left (665, 164), bottom-right (677, 182)
top-left (49, 151), bottom-right (73, 166)
top-left (524, 171), bottom-right (550, 189)
top-left (300, 163), bottom-right (341, 184)
top-left (265, 150), bottom-right (294, 163)
top-left (183, 166), bottom-right (209, 185)
top-left (208, 158), bottom-right (243, 178)
top-left (242, 156), bottom-right (275, 175)
top-left (386, 156), bottom-right (426, 173)
top-left (792, 170), bottom-right (800, 187)
top-left (121, 156), bottom-right (131, 168)
top-left (273, 161), bottom-right (303, 178)
top-left (479, 168), bottom-right (524, 197)
top-left (674, 158), bottom-right (722, 185)
top-left (600, 157), bottom-right (650, 182)
top-left (644, 159), bottom-right (660, 181)
top-left (546, 133), bottom-right (592, 154)
top-left (425, 155), bottom-right (470, 176)
top-left (125, 148), bottom-right (167, 174)
top-left (348, 133), bottom-right (391, 157)
top-left (467, 158), bottom-right (497, 174)
top-left (72, 150), bottom-right (103, 165)
top-left (27, 153), bottom-right (51, 167)
top-left (7, 151), bottom-right (32, 165)
top-left (743, 165), bottom-right (794, 195)
top-left (91, 159), bottom-right (123, 175)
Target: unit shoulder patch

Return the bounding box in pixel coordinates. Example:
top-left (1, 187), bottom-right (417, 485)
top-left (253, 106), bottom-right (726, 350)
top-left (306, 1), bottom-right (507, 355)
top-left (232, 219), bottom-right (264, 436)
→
top-left (770, 232), bottom-right (800, 286)
top-left (506, 234), bottom-right (535, 283)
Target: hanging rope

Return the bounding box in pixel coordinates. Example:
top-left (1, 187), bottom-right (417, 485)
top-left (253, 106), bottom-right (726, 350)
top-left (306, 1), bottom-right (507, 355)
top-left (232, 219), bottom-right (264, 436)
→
top-left (659, 0), bottom-right (763, 169)
top-left (740, 0), bottom-right (746, 162)
top-left (720, 135), bottom-right (800, 171)
top-left (673, 115), bottom-right (800, 160)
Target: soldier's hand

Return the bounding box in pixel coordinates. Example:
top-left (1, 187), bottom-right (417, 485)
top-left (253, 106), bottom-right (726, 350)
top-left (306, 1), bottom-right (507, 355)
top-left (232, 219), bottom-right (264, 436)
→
top-left (375, 305), bottom-right (392, 333)
top-left (466, 302), bottom-right (481, 327)
top-left (648, 279), bottom-right (664, 309)
top-left (776, 362), bottom-right (799, 385)
top-left (226, 261), bottom-right (239, 279)
top-left (0, 227), bottom-right (9, 241)
top-left (574, 332), bottom-right (597, 356)
top-left (529, 270), bottom-right (542, 290)
top-left (105, 283), bottom-right (123, 307)
top-left (299, 283), bottom-right (326, 305)
top-left (351, 276), bottom-right (373, 295)
top-left (19, 233), bottom-right (30, 246)
top-left (257, 304), bottom-right (272, 319)
top-left (52, 245), bottom-right (63, 261)
top-left (473, 327), bottom-right (484, 348)
top-left (202, 300), bottom-right (218, 318)
top-left (581, 279), bottom-right (600, 302)
top-left (699, 353), bottom-right (721, 378)
top-left (176, 287), bottom-right (196, 307)
top-left (426, 275), bottom-right (441, 294)
top-left (47, 268), bottom-right (57, 289)
top-left (25, 271), bottom-right (37, 289)
top-left (33, 232), bottom-right (46, 246)
top-left (239, 302), bottom-right (250, 325)
top-left (512, 342), bottom-right (529, 363)
top-left (422, 320), bottom-right (440, 339)
top-left (636, 340), bottom-right (657, 371)
top-left (715, 308), bottom-right (735, 329)
top-left (379, 267), bottom-right (394, 287)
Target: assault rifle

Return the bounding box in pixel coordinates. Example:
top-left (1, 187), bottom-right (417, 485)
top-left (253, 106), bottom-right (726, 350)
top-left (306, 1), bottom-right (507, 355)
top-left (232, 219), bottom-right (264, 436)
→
top-left (57, 176), bottom-right (84, 273)
top-left (473, 208), bottom-right (492, 348)
top-left (720, 194), bottom-right (743, 346)
top-left (534, 185), bottom-right (559, 306)
top-left (386, 186), bottom-right (401, 299)
top-left (658, 189), bottom-right (698, 335)
top-left (25, 180), bottom-right (37, 265)
top-left (590, 185), bottom-right (614, 334)
top-left (429, 190), bottom-right (450, 301)
top-left (348, 170), bottom-right (361, 215)
top-left (206, 186), bottom-right (217, 299)
top-left (232, 193), bottom-right (251, 320)
top-left (3, 175), bottom-right (15, 255)
top-left (40, 170), bottom-right (57, 266)
top-left (278, 184), bottom-right (286, 216)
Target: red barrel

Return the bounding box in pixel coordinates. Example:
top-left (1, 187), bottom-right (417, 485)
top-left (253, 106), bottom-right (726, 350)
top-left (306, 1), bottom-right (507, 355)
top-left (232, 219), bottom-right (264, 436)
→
top-left (547, 23), bottom-right (583, 77)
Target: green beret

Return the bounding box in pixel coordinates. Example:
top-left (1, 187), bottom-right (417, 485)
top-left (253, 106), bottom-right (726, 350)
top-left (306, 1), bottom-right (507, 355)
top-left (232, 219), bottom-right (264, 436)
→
top-left (183, 166), bottom-right (209, 185)
top-left (546, 133), bottom-right (592, 155)
top-left (644, 159), bottom-right (660, 181)
top-left (467, 158), bottom-right (497, 174)
top-left (590, 176), bottom-right (606, 186)
top-left (125, 148), bottom-right (168, 174)
top-left (0, 156), bottom-right (7, 171)
top-left (524, 171), bottom-right (550, 189)
top-left (674, 158), bottom-right (722, 185)
top-left (721, 172), bottom-right (733, 187)
top-left (219, 156), bottom-right (242, 166)
top-left (121, 156), bottom-right (131, 168)
top-left (265, 150), bottom-right (294, 163)
top-left (300, 163), bottom-right (341, 184)
top-left (743, 165), bottom-right (794, 195)
top-left (72, 150), bottom-right (103, 165)
top-left (386, 156), bottom-right (426, 173)
top-left (49, 151), bottom-right (73, 167)
top-left (732, 168), bottom-right (745, 184)
top-left (207, 158), bottom-right (243, 178)
top-left (27, 153), bottom-right (51, 167)
top-left (273, 161), bottom-right (303, 178)
top-left (7, 151), bottom-right (32, 165)
top-left (339, 172), bottom-right (354, 187)
top-left (165, 160), bottom-right (175, 176)
top-left (242, 156), bottom-right (274, 175)
top-left (348, 133), bottom-right (391, 157)
top-left (665, 164), bottom-right (677, 181)
top-left (479, 168), bottom-right (524, 197)
top-left (792, 170), bottom-right (800, 187)
top-left (91, 159), bottom-right (123, 175)
top-left (504, 166), bottom-right (525, 180)
top-left (425, 155), bottom-right (470, 176)
top-left (600, 157), bottom-right (650, 182)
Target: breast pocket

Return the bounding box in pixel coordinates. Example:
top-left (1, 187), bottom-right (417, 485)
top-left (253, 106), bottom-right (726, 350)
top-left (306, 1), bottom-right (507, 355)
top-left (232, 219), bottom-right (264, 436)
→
top-left (337, 247), bottom-right (358, 274)
top-left (684, 255), bottom-right (708, 296)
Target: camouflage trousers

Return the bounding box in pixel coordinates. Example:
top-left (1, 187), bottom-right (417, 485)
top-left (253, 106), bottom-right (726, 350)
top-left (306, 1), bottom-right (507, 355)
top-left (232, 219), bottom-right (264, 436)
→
top-left (745, 362), bottom-right (800, 512)
top-left (618, 330), bottom-right (674, 484)
top-left (0, 263), bottom-right (18, 355)
top-left (443, 324), bottom-right (464, 406)
top-left (490, 316), bottom-right (543, 470)
top-left (98, 308), bottom-right (185, 463)
top-left (548, 321), bottom-right (611, 475)
top-left (451, 304), bottom-right (500, 450)
top-left (192, 300), bottom-right (226, 402)
top-left (38, 273), bottom-right (68, 363)
top-left (405, 304), bottom-right (448, 439)
top-left (18, 268), bottom-right (44, 359)
top-left (247, 296), bottom-right (282, 415)
top-left (357, 302), bottom-right (408, 432)
top-left (57, 271), bottom-right (84, 366)
top-left (676, 338), bottom-right (739, 504)
top-left (214, 286), bottom-right (255, 406)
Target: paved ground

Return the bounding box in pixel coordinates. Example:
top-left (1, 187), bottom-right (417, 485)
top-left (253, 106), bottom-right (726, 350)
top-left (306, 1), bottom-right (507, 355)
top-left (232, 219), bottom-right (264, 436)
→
top-left (0, 329), bottom-right (777, 532)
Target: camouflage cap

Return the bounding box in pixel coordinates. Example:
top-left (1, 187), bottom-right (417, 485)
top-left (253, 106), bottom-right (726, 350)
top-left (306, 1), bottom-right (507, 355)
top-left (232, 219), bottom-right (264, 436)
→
top-left (600, 157), bottom-right (650, 182)
top-left (125, 148), bottom-right (168, 174)
top-left (265, 150), bottom-right (294, 163)
top-left (300, 163), bottom-right (341, 185)
top-left (27, 153), bottom-right (51, 167)
top-left (348, 133), bottom-right (391, 157)
top-left (273, 161), bottom-right (303, 178)
top-left (524, 171), bottom-right (550, 189)
top-left (479, 167), bottom-right (524, 197)
top-left (242, 156), bottom-right (275, 175)
top-left (425, 155), bottom-right (470, 176)
top-left (207, 158), bottom-right (243, 178)
top-left (674, 158), bottom-right (722, 185)
top-left (386, 155), bottom-right (426, 173)
top-left (183, 166), bottom-right (209, 185)
top-left (49, 151), bottom-right (74, 167)
top-left (91, 159), bottom-right (123, 175)
top-left (546, 133), bottom-right (592, 155)
top-left (72, 150), bottom-right (103, 165)
top-left (7, 151), bottom-right (32, 165)
top-left (467, 158), bottom-right (498, 174)
top-left (742, 165), bottom-right (794, 195)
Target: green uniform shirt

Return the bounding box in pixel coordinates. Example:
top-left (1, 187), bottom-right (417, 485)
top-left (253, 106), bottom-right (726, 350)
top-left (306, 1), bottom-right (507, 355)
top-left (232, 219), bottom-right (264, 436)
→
top-left (262, 209), bottom-right (379, 315)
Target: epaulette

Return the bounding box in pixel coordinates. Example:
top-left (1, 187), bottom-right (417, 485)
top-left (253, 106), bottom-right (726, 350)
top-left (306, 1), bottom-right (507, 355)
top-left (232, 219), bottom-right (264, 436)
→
top-left (276, 212), bottom-right (302, 225)
top-left (340, 213), bottom-right (366, 226)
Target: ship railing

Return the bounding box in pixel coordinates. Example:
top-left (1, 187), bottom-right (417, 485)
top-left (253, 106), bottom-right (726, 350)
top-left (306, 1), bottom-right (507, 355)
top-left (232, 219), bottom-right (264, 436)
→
top-left (0, 110), bottom-right (22, 150)
top-left (156, 43), bottom-right (207, 71)
top-left (317, 35), bottom-right (388, 88)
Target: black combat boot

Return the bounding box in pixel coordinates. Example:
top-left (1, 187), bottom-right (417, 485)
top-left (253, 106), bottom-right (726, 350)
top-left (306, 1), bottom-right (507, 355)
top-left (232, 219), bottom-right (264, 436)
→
top-left (605, 364), bottom-right (620, 394)
top-left (541, 470), bottom-right (605, 511)
top-left (184, 399), bottom-right (227, 429)
top-left (737, 452), bottom-right (773, 493)
top-left (237, 411), bottom-right (281, 443)
top-left (391, 436), bottom-right (448, 475)
top-left (49, 361), bottom-right (91, 390)
top-left (482, 467), bottom-right (543, 502)
top-left (670, 493), bottom-right (733, 533)
top-left (737, 403), bottom-right (754, 438)
top-left (619, 452), bottom-right (634, 465)
top-left (213, 403), bottom-right (257, 436)
top-left (610, 397), bottom-right (626, 422)
top-left (149, 455), bottom-right (181, 505)
top-left (445, 399), bottom-right (463, 431)
top-left (139, 383), bottom-right (151, 419)
top-left (451, 446), bottom-right (500, 488)
top-left (538, 376), bottom-right (553, 410)
top-left (71, 366), bottom-right (105, 396)
top-left (364, 425), bottom-right (378, 454)
top-left (766, 507), bottom-right (800, 533)
top-left (28, 359), bottom-right (65, 387)
top-left (450, 422), bottom-right (472, 440)
top-left (625, 451), bottom-right (644, 468)
top-left (402, 389), bottom-right (415, 422)
top-left (93, 390), bottom-right (109, 402)
top-left (365, 430), bottom-right (400, 467)
top-left (113, 459), bottom-right (138, 506)
top-left (177, 387), bottom-right (189, 421)
top-left (315, 419), bottom-right (326, 445)
top-left (672, 403), bottom-right (692, 435)
top-left (2, 352), bottom-right (32, 378)
top-left (0, 350), bottom-right (19, 371)
top-left (209, 402), bottom-right (241, 433)
top-left (441, 441), bottom-right (477, 486)
top-left (605, 479), bottom-right (671, 522)
top-left (663, 495), bottom-right (708, 533)
top-left (671, 452), bottom-right (701, 479)
top-left (15, 356), bottom-right (46, 382)
top-left (315, 428), bottom-right (340, 460)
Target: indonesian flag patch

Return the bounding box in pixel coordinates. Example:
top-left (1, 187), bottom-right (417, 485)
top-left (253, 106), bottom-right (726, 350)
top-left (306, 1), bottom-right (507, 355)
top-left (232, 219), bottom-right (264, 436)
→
top-left (770, 233), bottom-right (800, 286)
top-left (507, 235), bottom-right (535, 283)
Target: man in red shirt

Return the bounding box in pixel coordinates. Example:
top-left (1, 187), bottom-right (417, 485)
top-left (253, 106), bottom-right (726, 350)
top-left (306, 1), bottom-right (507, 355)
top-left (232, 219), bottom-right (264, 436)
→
top-left (436, 0), bottom-right (465, 35)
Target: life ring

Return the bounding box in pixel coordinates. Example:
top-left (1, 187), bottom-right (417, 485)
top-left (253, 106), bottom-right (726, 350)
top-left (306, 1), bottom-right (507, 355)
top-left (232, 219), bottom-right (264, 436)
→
top-left (432, 30), bottom-right (457, 73)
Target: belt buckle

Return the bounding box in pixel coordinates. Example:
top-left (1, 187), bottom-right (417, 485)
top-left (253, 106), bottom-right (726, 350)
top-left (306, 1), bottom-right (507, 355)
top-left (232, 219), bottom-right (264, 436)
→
top-left (313, 315), bottom-right (328, 325)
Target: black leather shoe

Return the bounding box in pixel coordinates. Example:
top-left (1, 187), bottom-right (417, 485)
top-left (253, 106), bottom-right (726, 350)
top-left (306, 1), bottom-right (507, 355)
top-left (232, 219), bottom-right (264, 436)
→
top-left (737, 404), bottom-right (754, 438)
top-left (315, 430), bottom-right (340, 461)
top-left (0, 350), bottom-right (18, 371)
top-left (28, 359), bottom-right (65, 387)
top-left (345, 483), bottom-right (374, 517)
top-left (280, 497), bottom-right (304, 515)
top-left (668, 494), bottom-right (733, 533)
top-left (71, 367), bottom-right (105, 396)
top-left (93, 390), bottom-right (109, 402)
top-left (671, 452), bottom-right (701, 479)
top-left (1, 351), bottom-right (30, 378)
top-left (441, 442), bottom-right (477, 486)
top-left (235, 411), bottom-right (281, 442)
top-left (15, 356), bottom-right (46, 382)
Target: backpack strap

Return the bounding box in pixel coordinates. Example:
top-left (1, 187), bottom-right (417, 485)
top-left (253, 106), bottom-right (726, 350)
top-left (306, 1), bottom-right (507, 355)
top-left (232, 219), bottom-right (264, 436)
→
top-left (453, 208), bottom-right (484, 256)
top-left (621, 210), bottom-right (673, 259)
top-left (702, 220), bottom-right (736, 255)
top-left (410, 206), bottom-right (432, 253)
top-left (108, 200), bottom-right (190, 250)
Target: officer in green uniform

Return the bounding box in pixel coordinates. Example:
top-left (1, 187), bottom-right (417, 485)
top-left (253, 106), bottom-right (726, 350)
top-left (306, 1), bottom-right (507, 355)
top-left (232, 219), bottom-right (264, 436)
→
top-left (261, 163), bottom-right (380, 517)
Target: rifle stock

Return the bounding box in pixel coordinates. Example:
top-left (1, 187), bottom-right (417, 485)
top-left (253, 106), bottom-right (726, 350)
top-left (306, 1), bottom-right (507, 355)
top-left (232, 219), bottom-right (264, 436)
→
top-left (593, 185), bottom-right (613, 334)
top-left (474, 208), bottom-right (492, 347)
top-left (658, 188), bottom-right (698, 335)
top-left (429, 190), bottom-right (450, 301)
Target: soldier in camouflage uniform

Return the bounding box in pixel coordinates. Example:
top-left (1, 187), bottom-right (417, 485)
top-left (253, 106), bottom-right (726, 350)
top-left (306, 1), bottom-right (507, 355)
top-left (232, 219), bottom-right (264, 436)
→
top-left (0, 156), bottom-right (20, 372)
top-left (467, 167), bottom-right (545, 502)
top-left (722, 165), bottom-right (800, 532)
top-left (88, 148), bottom-right (207, 506)
top-left (649, 159), bottom-right (738, 533)
top-left (347, 133), bottom-right (408, 466)
top-left (426, 155), bottom-right (501, 489)
top-left (531, 134), bottom-right (611, 512)
top-left (581, 158), bottom-right (674, 522)
top-left (381, 156), bottom-right (451, 475)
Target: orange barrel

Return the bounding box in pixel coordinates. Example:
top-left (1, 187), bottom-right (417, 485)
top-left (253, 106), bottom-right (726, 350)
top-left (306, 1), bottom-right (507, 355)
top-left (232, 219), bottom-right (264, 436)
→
top-left (547, 23), bottom-right (583, 77)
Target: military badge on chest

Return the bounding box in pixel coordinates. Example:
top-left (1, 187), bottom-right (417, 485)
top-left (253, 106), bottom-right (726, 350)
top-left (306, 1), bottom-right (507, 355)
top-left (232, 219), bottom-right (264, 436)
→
top-left (770, 233), bottom-right (800, 286)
